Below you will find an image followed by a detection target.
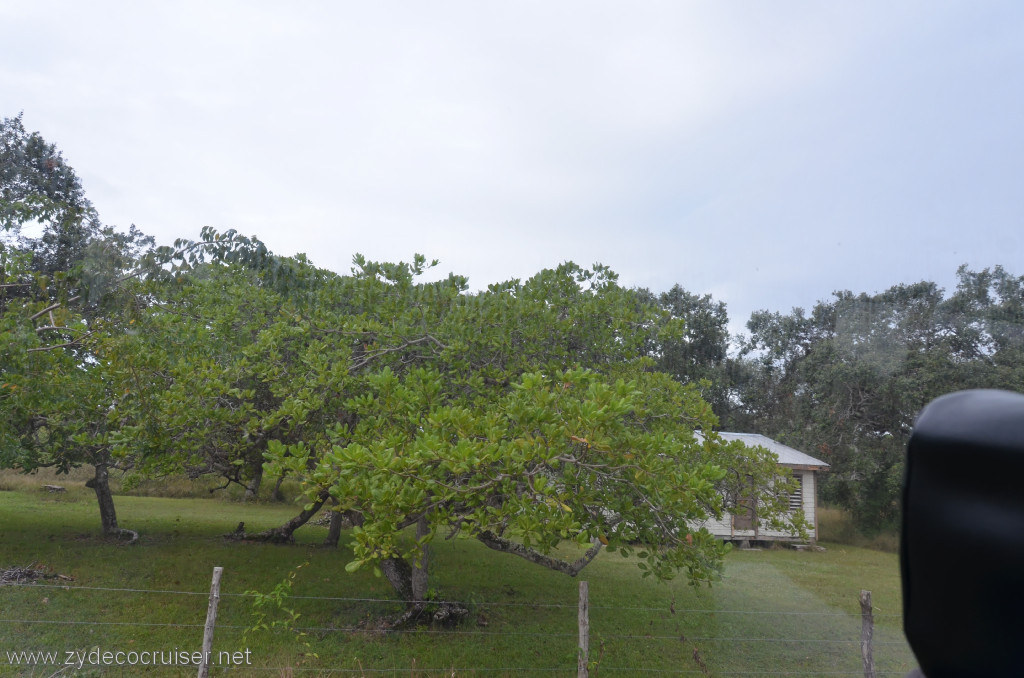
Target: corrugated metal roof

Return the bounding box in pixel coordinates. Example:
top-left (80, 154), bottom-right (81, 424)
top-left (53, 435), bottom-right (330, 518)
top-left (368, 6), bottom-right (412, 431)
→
top-left (716, 432), bottom-right (829, 468)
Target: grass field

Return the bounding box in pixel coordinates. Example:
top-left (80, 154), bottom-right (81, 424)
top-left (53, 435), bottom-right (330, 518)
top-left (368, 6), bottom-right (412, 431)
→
top-left (0, 473), bottom-right (916, 677)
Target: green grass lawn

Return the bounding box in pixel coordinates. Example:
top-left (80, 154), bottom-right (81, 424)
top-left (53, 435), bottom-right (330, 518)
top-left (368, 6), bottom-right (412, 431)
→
top-left (0, 483), bottom-right (916, 677)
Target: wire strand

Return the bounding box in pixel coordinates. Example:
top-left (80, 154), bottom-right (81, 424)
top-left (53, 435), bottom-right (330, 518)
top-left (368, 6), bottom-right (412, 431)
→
top-left (1, 583), bottom-right (902, 616)
top-left (0, 618), bottom-right (908, 644)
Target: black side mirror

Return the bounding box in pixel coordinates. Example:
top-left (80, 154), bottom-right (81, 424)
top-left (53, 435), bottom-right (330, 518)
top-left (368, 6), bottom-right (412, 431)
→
top-left (902, 389), bottom-right (1024, 677)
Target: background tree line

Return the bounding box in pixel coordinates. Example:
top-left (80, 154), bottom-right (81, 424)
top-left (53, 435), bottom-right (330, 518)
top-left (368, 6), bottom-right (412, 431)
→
top-left (727, 270), bottom-right (1024, 530)
top-left (636, 267), bottom-right (1024, 532)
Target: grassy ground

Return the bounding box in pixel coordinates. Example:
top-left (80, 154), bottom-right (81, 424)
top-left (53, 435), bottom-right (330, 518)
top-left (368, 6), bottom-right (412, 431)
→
top-left (0, 479), bottom-right (916, 677)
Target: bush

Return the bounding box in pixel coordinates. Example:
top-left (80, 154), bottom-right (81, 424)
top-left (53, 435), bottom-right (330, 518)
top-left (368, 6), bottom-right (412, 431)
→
top-left (818, 506), bottom-right (899, 552)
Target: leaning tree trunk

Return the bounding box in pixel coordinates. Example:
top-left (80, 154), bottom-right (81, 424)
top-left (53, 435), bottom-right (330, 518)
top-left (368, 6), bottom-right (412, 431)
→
top-left (85, 462), bottom-right (138, 544)
top-left (380, 556), bottom-right (415, 603)
top-left (271, 472), bottom-right (287, 502)
top-left (238, 489), bottom-right (331, 543)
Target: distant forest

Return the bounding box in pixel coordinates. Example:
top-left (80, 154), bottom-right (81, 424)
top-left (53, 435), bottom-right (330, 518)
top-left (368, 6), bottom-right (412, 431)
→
top-left (643, 266), bottom-right (1023, 530)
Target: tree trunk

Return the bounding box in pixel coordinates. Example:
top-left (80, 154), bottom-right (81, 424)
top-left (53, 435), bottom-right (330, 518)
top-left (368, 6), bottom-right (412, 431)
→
top-left (271, 473), bottom-right (287, 502)
top-left (323, 509), bottom-right (363, 548)
top-left (380, 557), bottom-right (414, 603)
top-left (378, 514), bottom-right (465, 627)
top-left (323, 511), bottom-right (343, 548)
top-left (88, 462), bottom-right (119, 534)
top-left (242, 489), bottom-right (330, 542)
top-left (320, 503), bottom-right (350, 548)
top-left (85, 462), bottom-right (138, 544)
top-left (381, 515), bottom-right (431, 606)
top-left (244, 461), bottom-right (264, 501)
top-left (411, 515), bottom-right (429, 602)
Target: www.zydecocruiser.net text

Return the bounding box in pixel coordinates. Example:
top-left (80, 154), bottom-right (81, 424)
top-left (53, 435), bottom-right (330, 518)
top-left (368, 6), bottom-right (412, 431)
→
top-left (5, 647), bottom-right (253, 669)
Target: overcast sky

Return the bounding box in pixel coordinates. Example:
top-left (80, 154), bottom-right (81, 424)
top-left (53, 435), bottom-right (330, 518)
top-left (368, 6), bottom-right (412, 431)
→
top-left (3, 2), bottom-right (1022, 335)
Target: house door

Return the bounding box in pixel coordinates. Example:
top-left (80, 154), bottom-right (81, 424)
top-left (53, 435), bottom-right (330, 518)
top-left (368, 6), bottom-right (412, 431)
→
top-left (733, 476), bottom-right (757, 533)
top-left (733, 499), bottom-right (756, 531)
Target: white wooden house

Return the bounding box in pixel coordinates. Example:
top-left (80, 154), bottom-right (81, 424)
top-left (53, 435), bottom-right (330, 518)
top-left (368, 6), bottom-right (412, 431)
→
top-left (698, 432), bottom-right (829, 543)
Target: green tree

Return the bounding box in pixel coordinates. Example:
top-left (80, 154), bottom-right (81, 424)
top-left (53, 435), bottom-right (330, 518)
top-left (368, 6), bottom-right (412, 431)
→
top-left (0, 114), bottom-right (167, 539)
top-left (0, 228), bottom-right (158, 541)
top-left (117, 246), bottom-right (800, 612)
top-left (115, 254), bottom-right (334, 505)
top-left (634, 285), bottom-right (732, 419)
top-left (1, 112), bottom-right (102, 278)
top-left (735, 269), bottom-right (1024, 531)
top-left (249, 258), bottom-right (801, 616)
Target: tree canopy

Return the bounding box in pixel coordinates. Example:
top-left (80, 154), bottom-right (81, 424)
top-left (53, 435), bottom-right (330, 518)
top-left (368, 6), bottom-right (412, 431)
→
top-left (119, 252), bottom-right (800, 611)
top-left (733, 267), bottom-right (1024, 530)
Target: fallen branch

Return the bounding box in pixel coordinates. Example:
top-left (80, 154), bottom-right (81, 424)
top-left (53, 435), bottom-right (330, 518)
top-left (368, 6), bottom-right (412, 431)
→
top-left (0, 563), bottom-right (74, 585)
top-left (229, 489), bottom-right (331, 543)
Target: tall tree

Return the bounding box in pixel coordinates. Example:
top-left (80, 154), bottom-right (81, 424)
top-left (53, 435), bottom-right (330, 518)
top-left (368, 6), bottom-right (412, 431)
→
top-left (0, 114), bottom-right (160, 539)
top-left (1, 113), bottom-right (102, 278)
top-left (248, 259), bottom-right (802, 616)
top-left (0, 227), bottom-right (157, 541)
top-left (735, 270), bottom-right (1024, 531)
top-left (634, 285), bottom-right (732, 419)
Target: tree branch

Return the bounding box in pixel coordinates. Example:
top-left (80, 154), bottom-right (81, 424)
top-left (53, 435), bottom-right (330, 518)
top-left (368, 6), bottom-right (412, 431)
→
top-left (33, 325), bottom-right (88, 335)
top-left (236, 489), bottom-right (332, 542)
top-left (25, 333), bottom-right (93, 353)
top-left (475, 531), bottom-right (602, 576)
top-left (28, 297), bottom-right (80, 321)
top-left (348, 335), bottom-right (448, 372)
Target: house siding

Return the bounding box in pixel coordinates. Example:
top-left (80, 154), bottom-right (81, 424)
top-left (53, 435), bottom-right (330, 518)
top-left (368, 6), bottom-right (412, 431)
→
top-left (690, 433), bottom-right (828, 543)
top-left (697, 469), bottom-right (820, 542)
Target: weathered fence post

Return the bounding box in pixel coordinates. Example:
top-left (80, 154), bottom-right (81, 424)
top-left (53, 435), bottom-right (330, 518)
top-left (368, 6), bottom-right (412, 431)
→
top-left (860, 589), bottom-right (876, 678)
top-left (578, 581), bottom-right (590, 678)
top-left (198, 566), bottom-right (224, 678)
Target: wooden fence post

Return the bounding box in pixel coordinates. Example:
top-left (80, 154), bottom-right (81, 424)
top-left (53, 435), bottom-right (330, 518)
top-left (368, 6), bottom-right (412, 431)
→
top-left (578, 581), bottom-right (589, 678)
top-left (198, 566), bottom-right (224, 678)
top-left (860, 589), bottom-right (876, 678)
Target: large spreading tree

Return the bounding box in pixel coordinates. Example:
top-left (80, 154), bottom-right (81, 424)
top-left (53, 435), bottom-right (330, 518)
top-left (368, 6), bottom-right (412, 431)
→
top-left (113, 248), bottom-right (800, 612)
top-left (242, 257), bottom-right (800, 613)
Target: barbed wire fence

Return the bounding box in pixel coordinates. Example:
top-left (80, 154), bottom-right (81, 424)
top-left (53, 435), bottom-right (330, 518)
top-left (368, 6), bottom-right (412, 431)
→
top-left (1, 568), bottom-right (916, 677)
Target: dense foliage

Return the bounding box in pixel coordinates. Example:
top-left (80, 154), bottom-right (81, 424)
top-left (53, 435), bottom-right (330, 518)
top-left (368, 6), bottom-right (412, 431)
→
top-left (732, 269), bottom-right (1024, 530)
top-left (121, 254), bottom-right (800, 607)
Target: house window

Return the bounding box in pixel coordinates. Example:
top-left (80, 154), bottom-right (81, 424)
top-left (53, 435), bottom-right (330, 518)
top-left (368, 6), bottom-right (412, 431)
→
top-left (789, 474), bottom-right (804, 512)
